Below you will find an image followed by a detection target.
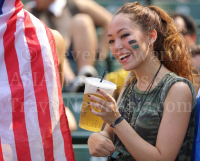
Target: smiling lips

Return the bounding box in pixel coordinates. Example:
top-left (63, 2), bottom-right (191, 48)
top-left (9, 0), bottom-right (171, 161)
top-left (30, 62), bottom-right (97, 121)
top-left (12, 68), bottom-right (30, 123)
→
top-left (119, 53), bottom-right (131, 60)
top-left (118, 39), bottom-right (139, 63)
top-left (119, 53), bottom-right (131, 63)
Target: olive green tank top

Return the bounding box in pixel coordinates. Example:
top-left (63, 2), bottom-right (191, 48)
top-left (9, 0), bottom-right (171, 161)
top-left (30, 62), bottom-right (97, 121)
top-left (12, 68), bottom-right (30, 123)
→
top-left (113, 72), bottom-right (196, 161)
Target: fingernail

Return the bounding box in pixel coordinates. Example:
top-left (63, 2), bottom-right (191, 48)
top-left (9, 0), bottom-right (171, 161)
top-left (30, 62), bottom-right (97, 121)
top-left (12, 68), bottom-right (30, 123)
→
top-left (88, 101), bottom-right (90, 104)
top-left (97, 88), bottom-right (100, 92)
top-left (88, 95), bottom-right (91, 97)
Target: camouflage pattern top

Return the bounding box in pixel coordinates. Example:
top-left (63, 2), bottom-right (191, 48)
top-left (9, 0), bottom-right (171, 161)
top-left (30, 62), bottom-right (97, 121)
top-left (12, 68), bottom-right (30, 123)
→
top-left (113, 72), bottom-right (196, 161)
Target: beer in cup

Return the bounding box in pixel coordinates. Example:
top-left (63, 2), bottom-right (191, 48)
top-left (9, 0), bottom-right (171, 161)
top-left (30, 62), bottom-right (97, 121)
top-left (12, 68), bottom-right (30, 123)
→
top-left (79, 77), bottom-right (117, 132)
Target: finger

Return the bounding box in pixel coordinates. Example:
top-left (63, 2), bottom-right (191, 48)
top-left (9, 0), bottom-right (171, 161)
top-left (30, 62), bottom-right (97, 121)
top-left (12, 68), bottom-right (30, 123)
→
top-left (95, 150), bottom-right (109, 157)
top-left (88, 94), bottom-right (106, 106)
top-left (90, 109), bottom-right (103, 117)
top-left (88, 102), bottom-right (106, 112)
top-left (91, 150), bottom-right (107, 157)
top-left (99, 148), bottom-right (112, 156)
top-left (105, 139), bottom-right (116, 153)
top-left (97, 88), bottom-right (116, 103)
top-left (103, 146), bottom-right (115, 154)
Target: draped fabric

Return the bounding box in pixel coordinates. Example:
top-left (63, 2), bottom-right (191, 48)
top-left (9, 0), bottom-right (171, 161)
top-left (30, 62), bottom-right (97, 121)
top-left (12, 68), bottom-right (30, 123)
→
top-left (0, 0), bottom-right (75, 160)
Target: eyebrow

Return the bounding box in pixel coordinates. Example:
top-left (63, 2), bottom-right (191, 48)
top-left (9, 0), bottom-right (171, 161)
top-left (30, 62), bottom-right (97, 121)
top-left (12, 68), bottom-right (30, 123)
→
top-left (108, 28), bottom-right (128, 37)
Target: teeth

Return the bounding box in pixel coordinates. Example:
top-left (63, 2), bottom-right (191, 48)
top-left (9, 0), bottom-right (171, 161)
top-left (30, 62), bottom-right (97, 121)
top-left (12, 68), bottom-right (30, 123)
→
top-left (119, 54), bottom-right (131, 60)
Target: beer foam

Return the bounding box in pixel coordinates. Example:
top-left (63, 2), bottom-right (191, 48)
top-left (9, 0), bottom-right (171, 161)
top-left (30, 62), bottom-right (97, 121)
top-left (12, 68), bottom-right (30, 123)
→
top-left (84, 77), bottom-right (117, 95)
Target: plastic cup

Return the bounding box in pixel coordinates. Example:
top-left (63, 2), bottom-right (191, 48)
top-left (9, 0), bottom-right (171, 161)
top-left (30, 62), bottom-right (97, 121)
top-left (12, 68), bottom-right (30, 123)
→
top-left (79, 77), bottom-right (117, 132)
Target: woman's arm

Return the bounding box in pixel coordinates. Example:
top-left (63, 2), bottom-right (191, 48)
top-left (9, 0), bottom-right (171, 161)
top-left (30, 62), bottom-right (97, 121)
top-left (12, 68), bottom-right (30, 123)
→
top-left (111, 82), bottom-right (192, 161)
top-left (88, 77), bottom-right (128, 157)
top-left (88, 96), bottom-right (122, 157)
top-left (74, 0), bottom-right (113, 60)
top-left (51, 29), bottom-right (65, 86)
top-left (51, 29), bottom-right (78, 132)
top-left (65, 107), bottom-right (77, 132)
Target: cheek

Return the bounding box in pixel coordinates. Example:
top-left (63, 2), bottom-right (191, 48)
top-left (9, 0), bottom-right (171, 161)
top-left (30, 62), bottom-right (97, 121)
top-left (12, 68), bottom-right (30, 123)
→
top-left (126, 38), bottom-right (140, 50)
top-left (109, 45), bottom-right (115, 53)
top-left (109, 45), bottom-right (117, 58)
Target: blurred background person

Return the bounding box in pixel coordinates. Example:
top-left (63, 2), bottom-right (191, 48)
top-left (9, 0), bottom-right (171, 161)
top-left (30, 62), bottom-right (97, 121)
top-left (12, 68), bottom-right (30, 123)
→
top-left (25, 0), bottom-right (113, 92)
top-left (191, 45), bottom-right (200, 97)
top-left (191, 45), bottom-right (200, 71)
top-left (172, 12), bottom-right (197, 48)
top-left (191, 44), bottom-right (200, 161)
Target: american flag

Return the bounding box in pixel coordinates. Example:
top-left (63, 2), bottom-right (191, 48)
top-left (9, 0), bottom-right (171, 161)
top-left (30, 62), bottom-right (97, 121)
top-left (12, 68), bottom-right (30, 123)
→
top-left (0, 0), bottom-right (75, 160)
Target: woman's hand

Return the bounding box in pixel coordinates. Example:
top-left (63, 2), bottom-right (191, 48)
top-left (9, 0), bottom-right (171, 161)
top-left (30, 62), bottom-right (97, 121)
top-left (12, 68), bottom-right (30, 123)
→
top-left (88, 88), bottom-right (121, 125)
top-left (88, 132), bottom-right (115, 157)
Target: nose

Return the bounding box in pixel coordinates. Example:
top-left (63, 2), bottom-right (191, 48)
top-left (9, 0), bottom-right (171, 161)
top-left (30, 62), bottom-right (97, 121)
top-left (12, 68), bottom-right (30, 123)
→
top-left (115, 39), bottom-right (123, 51)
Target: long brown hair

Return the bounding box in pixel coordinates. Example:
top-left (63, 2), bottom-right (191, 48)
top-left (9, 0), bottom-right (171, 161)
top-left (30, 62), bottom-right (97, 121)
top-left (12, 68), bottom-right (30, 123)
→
top-left (114, 2), bottom-right (198, 91)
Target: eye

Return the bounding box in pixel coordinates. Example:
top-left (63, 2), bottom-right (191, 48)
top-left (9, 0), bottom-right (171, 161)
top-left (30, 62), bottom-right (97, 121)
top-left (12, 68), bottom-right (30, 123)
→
top-left (121, 33), bottom-right (130, 38)
top-left (108, 40), bottom-right (114, 44)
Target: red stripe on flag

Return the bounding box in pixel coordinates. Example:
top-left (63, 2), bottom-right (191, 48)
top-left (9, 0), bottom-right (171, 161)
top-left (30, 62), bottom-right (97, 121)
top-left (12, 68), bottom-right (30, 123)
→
top-left (0, 139), bottom-right (4, 161)
top-left (3, 4), bottom-right (31, 161)
top-left (3, 1), bottom-right (31, 161)
top-left (44, 26), bottom-right (75, 161)
top-left (24, 12), bottom-right (54, 161)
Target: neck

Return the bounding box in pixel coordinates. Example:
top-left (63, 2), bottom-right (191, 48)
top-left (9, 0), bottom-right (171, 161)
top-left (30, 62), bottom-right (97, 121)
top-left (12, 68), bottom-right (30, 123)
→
top-left (134, 57), bottom-right (162, 91)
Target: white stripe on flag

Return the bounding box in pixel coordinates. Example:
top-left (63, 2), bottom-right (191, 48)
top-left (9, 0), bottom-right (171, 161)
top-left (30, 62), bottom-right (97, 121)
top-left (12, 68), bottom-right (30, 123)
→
top-left (0, 0), bottom-right (16, 25)
top-left (28, 12), bottom-right (66, 160)
top-left (15, 10), bottom-right (45, 161)
top-left (0, 9), bottom-right (17, 161)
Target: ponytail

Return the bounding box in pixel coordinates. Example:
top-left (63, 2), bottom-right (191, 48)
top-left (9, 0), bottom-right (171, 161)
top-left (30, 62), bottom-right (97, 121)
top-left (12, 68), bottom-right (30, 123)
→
top-left (148, 5), bottom-right (198, 91)
top-left (115, 2), bottom-right (198, 91)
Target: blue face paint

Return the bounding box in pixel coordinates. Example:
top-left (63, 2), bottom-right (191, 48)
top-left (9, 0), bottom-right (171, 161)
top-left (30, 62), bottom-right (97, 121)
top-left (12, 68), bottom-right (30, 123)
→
top-left (128, 40), bottom-right (137, 45)
top-left (128, 39), bottom-right (140, 49)
top-left (132, 44), bottom-right (139, 49)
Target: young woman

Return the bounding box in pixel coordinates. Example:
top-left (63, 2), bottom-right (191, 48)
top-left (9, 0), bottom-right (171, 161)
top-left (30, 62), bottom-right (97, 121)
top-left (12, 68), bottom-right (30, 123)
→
top-left (87, 2), bottom-right (197, 161)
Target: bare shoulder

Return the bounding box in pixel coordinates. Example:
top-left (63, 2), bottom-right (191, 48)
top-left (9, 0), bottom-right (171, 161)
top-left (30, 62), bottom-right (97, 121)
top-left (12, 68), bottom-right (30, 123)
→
top-left (167, 81), bottom-right (192, 98)
top-left (156, 81), bottom-right (193, 160)
top-left (164, 81), bottom-right (193, 112)
top-left (50, 29), bottom-right (64, 44)
top-left (50, 29), bottom-right (65, 51)
top-left (50, 29), bottom-right (65, 85)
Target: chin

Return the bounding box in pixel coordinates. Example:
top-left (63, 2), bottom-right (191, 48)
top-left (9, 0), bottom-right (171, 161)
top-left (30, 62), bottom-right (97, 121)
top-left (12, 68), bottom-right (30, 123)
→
top-left (122, 61), bottom-right (141, 71)
top-left (122, 65), bottom-right (135, 71)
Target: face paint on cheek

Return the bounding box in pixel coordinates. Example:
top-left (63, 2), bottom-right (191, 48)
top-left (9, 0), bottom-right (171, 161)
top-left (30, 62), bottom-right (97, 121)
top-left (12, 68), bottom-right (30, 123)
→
top-left (128, 40), bottom-right (140, 50)
top-left (128, 40), bottom-right (137, 45)
top-left (132, 44), bottom-right (139, 50)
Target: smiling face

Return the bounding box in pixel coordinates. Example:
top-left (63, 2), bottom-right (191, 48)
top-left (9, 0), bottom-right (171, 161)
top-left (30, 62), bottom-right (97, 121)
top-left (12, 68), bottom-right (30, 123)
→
top-left (108, 13), bottom-right (151, 71)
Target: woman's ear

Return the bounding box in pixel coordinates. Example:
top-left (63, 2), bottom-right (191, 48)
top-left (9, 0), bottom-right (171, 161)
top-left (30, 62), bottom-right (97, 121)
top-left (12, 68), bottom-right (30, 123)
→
top-left (149, 29), bottom-right (157, 44)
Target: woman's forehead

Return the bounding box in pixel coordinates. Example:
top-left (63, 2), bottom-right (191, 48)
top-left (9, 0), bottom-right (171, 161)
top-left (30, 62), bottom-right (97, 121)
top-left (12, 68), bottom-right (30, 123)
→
top-left (108, 14), bottom-right (139, 34)
top-left (111, 14), bottom-right (132, 25)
